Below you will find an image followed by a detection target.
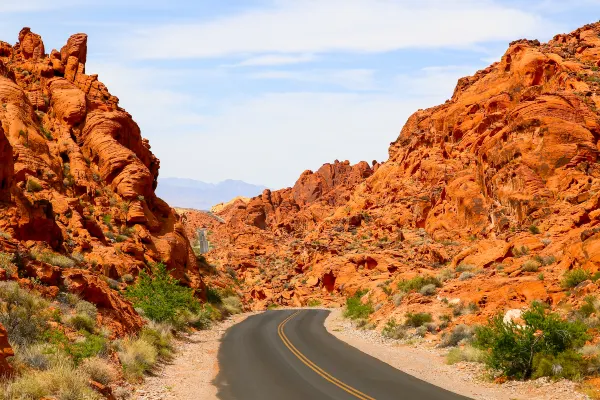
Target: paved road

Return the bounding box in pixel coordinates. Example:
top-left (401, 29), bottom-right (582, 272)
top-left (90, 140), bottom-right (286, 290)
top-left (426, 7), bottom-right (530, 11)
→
top-left (215, 309), bottom-right (470, 400)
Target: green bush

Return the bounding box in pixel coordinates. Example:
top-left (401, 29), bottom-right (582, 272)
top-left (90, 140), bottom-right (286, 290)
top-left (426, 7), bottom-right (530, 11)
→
top-left (307, 299), bottom-right (322, 307)
top-left (447, 345), bottom-right (486, 365)
top-left (65, 313), bottom-right (96, 333)
top-left (521, 259), bottom-right (541, 272)
top-left (382, 318), bottom-right (406, 340)
top-left (125, 262), bottom-right (200, 323)
top-left (343, 289), bottom-right (373, 320)
top-left (222, 296), bottom-right (243, 315)
top-left (67, 333), bottom-right (108, 364)
top-left (404, 312), bottom-right (432, 327)
top-left (397, 275), bottom-right (441, 293)
top-left (440, 324), bottom-right (474, 347)
top-left (532, 350), bottom-right (588, 380)
top-left (206, 286), bottom-right (223, 304)
top-left (474, 303), bottom-right (589, 379)
top-left (32, 250), bottom-right (76, 268)
top-left (561, 269), bottom-right (592, 289)
top-left (0, 282), bottom-right (51, 346)
top-left (529, 225), bottom-right (540, 234)
top-left (26, 178), bottom-right (43, 193)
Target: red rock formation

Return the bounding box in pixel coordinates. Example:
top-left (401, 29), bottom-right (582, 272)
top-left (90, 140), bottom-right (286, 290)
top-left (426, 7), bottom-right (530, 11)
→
top-left (0, 28), bottom-right (206, 360)
top-left (187, 23), bottom-right (600, 331)
top-left (0, 323), bottom-right (13, 377)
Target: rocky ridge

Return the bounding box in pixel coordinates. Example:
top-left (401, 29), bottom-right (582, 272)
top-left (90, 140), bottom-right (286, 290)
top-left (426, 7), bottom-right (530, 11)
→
top-left (0, 28), bottom-right (205, 373)
top-left (189, 23), bottom-right (600, 332)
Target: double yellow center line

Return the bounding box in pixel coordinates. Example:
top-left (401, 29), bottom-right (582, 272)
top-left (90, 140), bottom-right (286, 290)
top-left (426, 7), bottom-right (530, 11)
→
top-left (277, 311), bottom-right (375, 400)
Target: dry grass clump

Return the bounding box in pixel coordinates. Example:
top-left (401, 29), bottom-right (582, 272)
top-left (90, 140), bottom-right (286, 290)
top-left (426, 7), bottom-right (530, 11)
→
top-left (32, 250), bottom-right (76, 268)
top-left (1, 360), bottom-right (101, 400)
top-left (222, 296), bottom-right (243, 315)
top-left (116, 337), bottom-right (158, 382)
top-left (0, 281), bottom-right (51, 346)
top-left (81, 356), bottom-right (117, 385)
top-left (446, 345), bottom-right (486, 365)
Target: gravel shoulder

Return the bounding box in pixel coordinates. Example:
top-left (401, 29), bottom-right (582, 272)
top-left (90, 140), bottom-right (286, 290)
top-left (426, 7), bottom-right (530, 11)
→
top-left (132, 313), bottom-right (256, 400)
top-left (324, 308), bottom-right (588, 400)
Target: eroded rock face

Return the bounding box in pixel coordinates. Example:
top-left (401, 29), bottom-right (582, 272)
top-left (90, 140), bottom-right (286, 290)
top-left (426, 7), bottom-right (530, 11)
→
top-left (0, 28), bottom-right (205, 341)
top-left (188, 23), bottom-right (600, 330)
top-left (0, 323), bottom-right (13, 377)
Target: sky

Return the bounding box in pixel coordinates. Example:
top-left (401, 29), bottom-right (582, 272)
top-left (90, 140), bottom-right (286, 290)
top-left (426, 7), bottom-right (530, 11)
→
top-left (0, 1), bottom-right (599, 188)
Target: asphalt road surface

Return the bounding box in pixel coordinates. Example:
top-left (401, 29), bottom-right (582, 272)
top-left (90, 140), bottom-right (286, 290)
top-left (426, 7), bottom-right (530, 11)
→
top-left (215, 309), bottom-right (471, 400)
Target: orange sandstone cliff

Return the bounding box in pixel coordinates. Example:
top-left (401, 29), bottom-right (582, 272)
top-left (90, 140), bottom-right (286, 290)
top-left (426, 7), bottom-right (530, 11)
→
top-left (0, 28), bottom-right (205, 371)
top-left (188, 23), bottom-right (600, 330)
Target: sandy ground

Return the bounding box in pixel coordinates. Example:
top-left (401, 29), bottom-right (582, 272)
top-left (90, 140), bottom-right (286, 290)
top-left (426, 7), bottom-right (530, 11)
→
top-left (132, 308), bottom-right (588, 400)
top-left (131, 313), bottom-right (255, 400)
top-left (324, 308), bottom-right (588, 400)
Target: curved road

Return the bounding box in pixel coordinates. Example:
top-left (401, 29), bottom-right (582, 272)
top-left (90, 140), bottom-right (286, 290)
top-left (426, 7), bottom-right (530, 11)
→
top-left (215, 309), bottom-right (470, 400)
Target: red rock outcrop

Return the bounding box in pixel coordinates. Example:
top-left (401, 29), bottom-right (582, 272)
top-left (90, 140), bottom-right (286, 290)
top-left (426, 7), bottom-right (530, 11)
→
top-left (187, 23), bottom-right (600, 330)
top-left (0, 323), bottom-right (13, 377)
top-left (0, 28), bottom-right (206, 363)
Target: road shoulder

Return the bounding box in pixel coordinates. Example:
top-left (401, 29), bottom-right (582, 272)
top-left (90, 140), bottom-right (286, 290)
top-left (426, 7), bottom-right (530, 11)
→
top-left (324, 308), bottom-right (587, 400)
top-left (133, 313), bottom-right (257, 400)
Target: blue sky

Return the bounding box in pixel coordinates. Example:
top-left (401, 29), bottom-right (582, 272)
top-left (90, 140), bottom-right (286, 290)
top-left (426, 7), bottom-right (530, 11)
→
top-left (1, 0), bottom-right (599, 188)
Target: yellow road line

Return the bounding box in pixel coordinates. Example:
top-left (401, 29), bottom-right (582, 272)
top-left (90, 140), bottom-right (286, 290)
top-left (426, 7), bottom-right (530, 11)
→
top-left (277, 311), bottom-right (376, 400)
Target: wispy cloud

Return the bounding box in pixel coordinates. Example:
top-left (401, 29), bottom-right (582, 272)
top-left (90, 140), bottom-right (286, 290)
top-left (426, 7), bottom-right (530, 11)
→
top-left (230, 54), bottom-right (316, 67)
top-left (249, 69), bottom-right (377, 91)
top-left (123, 0), bottom-right (560, 60)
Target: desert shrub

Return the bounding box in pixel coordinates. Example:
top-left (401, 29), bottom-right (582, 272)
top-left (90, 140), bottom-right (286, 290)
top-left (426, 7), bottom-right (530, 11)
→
top-left (392, 293), bottom-right (404, 306)
top-left (529, 225), bottom-right (540, 234)
top-left (125, 262), bottom-right (200, 323)
top-left (415, 325), bottom-right (428, 337)
top-left (307, 299), bottom-right (321, 307)
top-left (397, 275), bottom-right (442, 293)
top-left (0, 252), bottom-right (15, 276)
top-left (440, 324), bottom-right (474, 347)
top-left (452, 301), bottom-right (479, 317)
top-left (446, 345), bottom-right (486, 365)
top-left (140, 322), bottom-right (174, 358)
top-left (419, 284), bottom-right (437, 296)
top-left (185, 307), bottom-right (213, 330)
top-left (578, 296), bottom-right (599, 319)
top-left (458, 271), bottom-right (475, 281)
top-left (0, 231), bottom-right (11, 240)
top-left (474, 303), bottom-right (589, 379)
top-left (532, 350), bottom-right (588, 380)
top-left (122, 274), bottom-right (134, 283)
top-left (222, 296), bottom-right (243, 315)
top-left (67, 333), bottom-right (108, 364)
top-left (1, 361), bottom-right (101, 400)
top-left (26, 178), bottom-right (43, 192)
top-left (81, 356), bottom-right (117, 385)
top-left (382, 318), bottom-right (406, 340)
top-left (455, 264), bottom-right (474, 273)
top-left (75, 299), bottom-right (97, 320)
top-left (13, 343), bottom-right (53, 370)
top-left (512, 245), bottom-right (530, 258)
top-left (521, 259), bottom-right (541, 272)
top-left (437, 268), bottom-right (454, 282)
top-left (343, 289), bottom-right (373, 320)
top-left (0, 282), bottom-right (51, 346)
top-left (117, 337), bottom-right (158, 382)
top-left (32, 250), bottom-right (76, 268)
top-left (404, 312), bottom-right (433, 327)
top-left (562, 269), bottom-right (592, 289)
top-left (533, 255), bottom-right (556, 266)
top-left (65, 313), bottom-right (96, 333)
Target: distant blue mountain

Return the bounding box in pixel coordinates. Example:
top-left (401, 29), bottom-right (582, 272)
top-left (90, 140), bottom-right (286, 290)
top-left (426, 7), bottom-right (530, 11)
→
top-left (156, 178), bottom-right (267, 210)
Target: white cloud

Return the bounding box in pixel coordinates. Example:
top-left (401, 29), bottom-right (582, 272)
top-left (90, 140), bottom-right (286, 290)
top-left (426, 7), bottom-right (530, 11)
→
top-left (123, 0), bottom-right (560, 59)
top-left (231, 54), bottom-right (316, 67)
top-left (249, 69), bottom-right (377, 91)
top-left (395, 65), bottom-right (481, 99)
top-left (0, 0), bottom-right (81, 12)
top-left (158, 92), bottom-right (422, 188)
